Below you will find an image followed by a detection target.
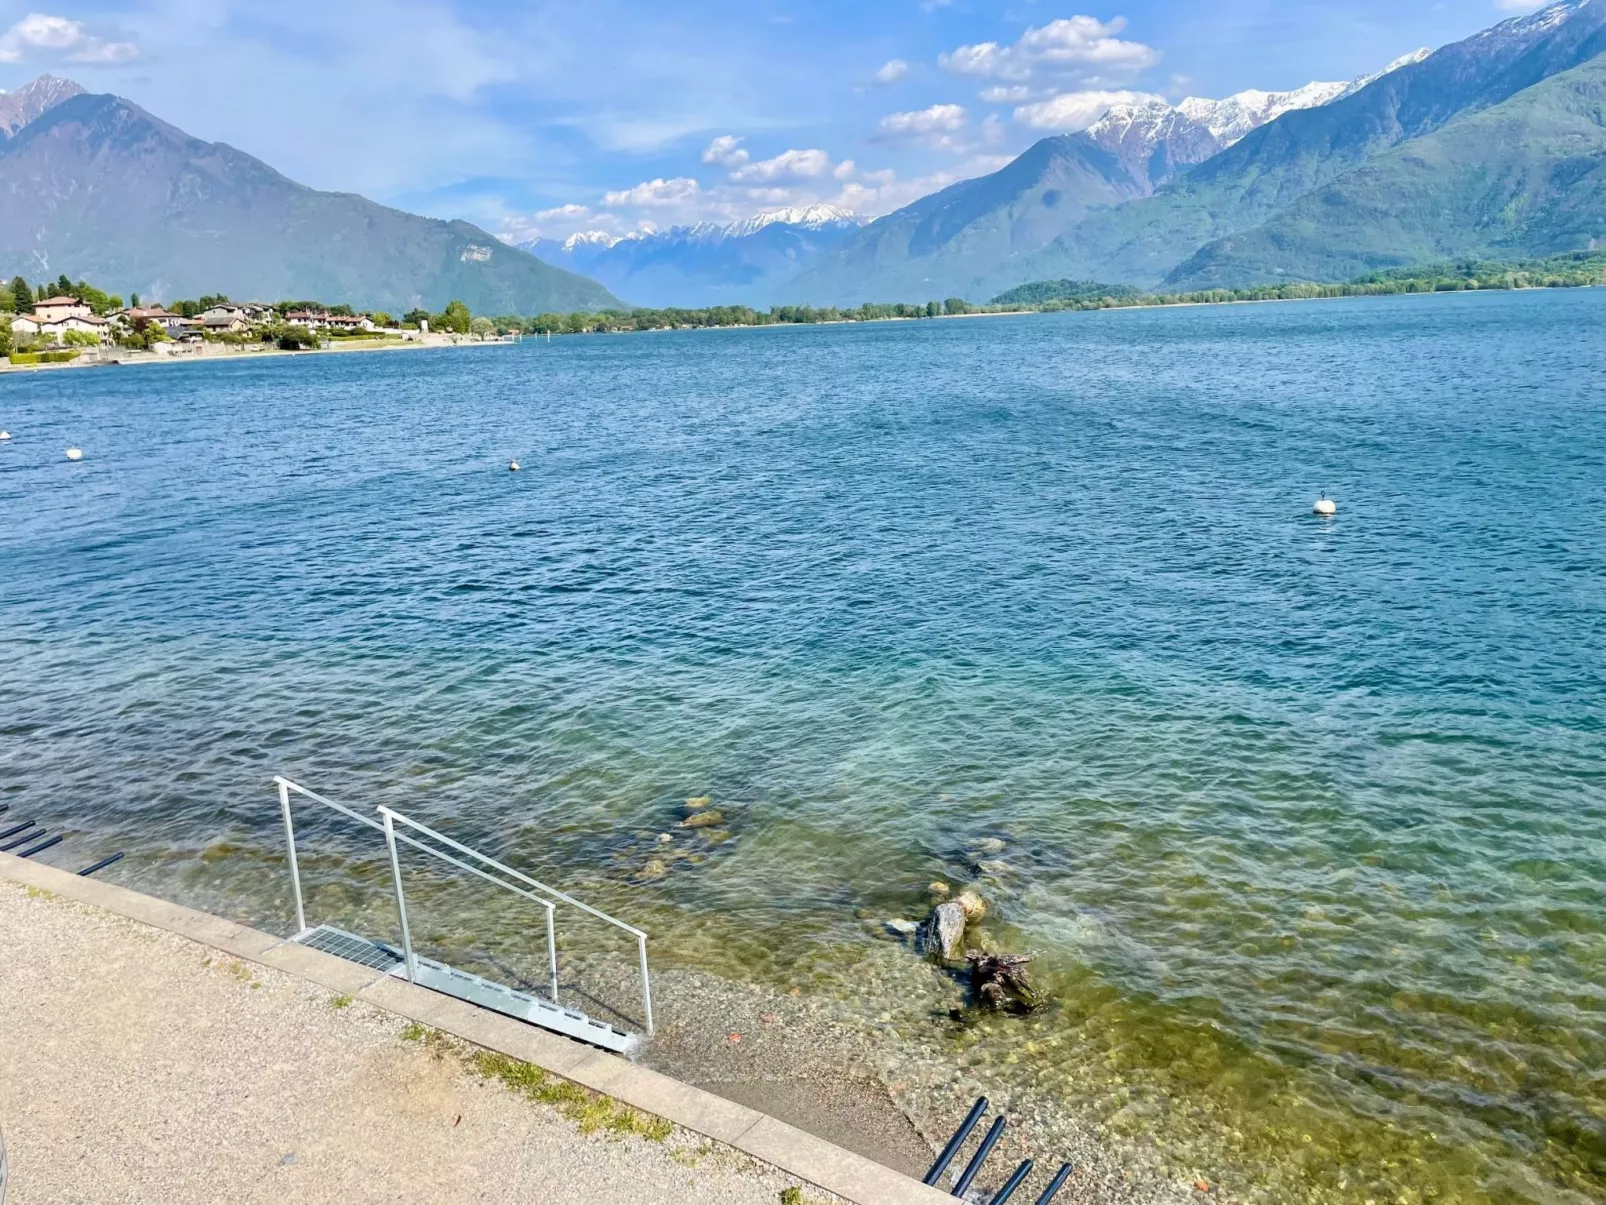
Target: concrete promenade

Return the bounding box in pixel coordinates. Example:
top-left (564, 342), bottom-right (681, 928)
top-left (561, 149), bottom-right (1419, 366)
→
top-left (0, 852), bottom-right (953, 1205)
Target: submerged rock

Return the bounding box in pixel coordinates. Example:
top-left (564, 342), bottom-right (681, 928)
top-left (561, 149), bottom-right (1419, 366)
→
top-left (684, 795), bottom-right (714, 810)
top-left (969, 837), bottom-right (1007, 856)
top-left (886, 918), bottom-right (919, 938)
top-left (928, 881), bottom-right (951, 898)
top-left (974, 860), bottom-right (1012, 877)
top-left (639, 858), bottom-right (668, 881)
top-left (681, 809), bottom-right (726, 829)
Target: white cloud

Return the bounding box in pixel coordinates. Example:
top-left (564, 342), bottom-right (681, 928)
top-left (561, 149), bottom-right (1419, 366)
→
top-left (602, 176), bottom-right (702, 206)
top-left (0, 12), bottom-right (140, 63)
top-left (1012, 88), bottom-right (1163, 130)
top-left (729, 147), bottom-right (832, 182)
top-left (872, 58), bottom-right (909, 85)
top-left (700, 134), bottom-right (749, 165)
top-left (979, 85), bottom-right (1033, 104)
top-left (833, 159), bottom-right (856, 180)
top-left (940, 16), bottom-right (1156, 83)
top-left (877, 103), bottom-right (967, 138)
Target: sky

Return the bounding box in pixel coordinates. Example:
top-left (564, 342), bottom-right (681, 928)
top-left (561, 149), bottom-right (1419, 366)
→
top-left (0, 0), bottom-right (1548, 243)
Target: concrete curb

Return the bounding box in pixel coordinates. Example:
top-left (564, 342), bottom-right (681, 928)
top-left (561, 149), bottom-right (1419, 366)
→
top-left (0, 852), bottom-right (952, 1205)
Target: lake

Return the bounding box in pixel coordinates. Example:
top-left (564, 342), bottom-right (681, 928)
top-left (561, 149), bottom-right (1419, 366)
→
top-left (2, 290), bottom-right (1603, 1203)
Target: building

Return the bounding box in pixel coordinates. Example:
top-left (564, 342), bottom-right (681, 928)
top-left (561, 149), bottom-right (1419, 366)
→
top-left (33, 296), bottom-right (92, 323)
top-left (203, 314), bottom-right (247, 334)
top-left (10, 310), bottom-right (111, 342)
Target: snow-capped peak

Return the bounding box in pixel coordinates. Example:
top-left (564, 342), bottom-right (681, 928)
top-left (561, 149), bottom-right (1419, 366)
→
top-left (1084, 45), bottom-right (1440, 169)
top-left (725, 205), bottom-right (862, 237)
top-left (561, 229), bottom-right (622, 251)
top-left (1337, 47), bottom-right (1432, 99)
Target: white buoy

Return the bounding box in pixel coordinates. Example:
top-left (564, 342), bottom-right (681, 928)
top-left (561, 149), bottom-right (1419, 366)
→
top-left (0, 430), bottom-right (11, 441)
top-left (65, 446), bottom-right (84, 461)
top-left (508, 460), bottom-right (520, 472)
top-left (1313, 495), bottom-right (1336, 516)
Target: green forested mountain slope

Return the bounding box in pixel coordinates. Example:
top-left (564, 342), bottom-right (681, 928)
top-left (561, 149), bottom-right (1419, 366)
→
top-left (1002, 0), bottom-right (1606, 293)
top-left (0, 90), bottom-right (622, 314)
top-left (1165, 56), bottom-right (1606, 287)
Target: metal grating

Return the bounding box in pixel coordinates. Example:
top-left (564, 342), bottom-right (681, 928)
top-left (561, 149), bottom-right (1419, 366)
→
top-left (295, 925), bottom-right (405, 974)
top-left (292, 923), bottom-right (636, 1054)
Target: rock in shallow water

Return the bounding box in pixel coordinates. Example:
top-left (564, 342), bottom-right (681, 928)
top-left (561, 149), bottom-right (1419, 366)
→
top-left (920, 900), bottom-right (969, 960)
top-left (681, 809), bottom-right (725, 829)
top-left (969, 837), bottom-right (1007, 856)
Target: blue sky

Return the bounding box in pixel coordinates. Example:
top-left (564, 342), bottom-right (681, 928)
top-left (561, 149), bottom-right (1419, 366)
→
top-left (0, 0), bottom-right (1545, 241)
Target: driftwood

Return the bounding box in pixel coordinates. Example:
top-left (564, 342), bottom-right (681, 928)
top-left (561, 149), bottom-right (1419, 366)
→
top-left (967, 950), bottom-right (1039, 1012)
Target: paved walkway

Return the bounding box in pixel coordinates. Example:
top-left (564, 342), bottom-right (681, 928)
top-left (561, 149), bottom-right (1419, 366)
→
top-left (0, 879), bottom-right (835, 1205)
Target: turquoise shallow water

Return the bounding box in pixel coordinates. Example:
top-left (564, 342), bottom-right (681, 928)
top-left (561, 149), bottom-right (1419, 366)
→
top-left (2, 291), bottom-right (1604, 1201)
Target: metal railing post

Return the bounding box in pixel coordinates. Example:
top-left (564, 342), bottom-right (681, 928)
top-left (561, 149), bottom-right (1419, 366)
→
top-left (382, 810), bottom-right (418, 983)
top-left (638, 934), bottom-right (654, 1037)
top-left (279, 778), bottom-right (307, 935)
top-left (545, 903), bottom-right (559, 1003)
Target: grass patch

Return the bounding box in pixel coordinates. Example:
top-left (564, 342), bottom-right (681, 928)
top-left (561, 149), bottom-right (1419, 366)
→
top-left (330, 994), bottom-right (354, 1010)
top-left (470, 1050), bottom-right (672, 1141)
top-left (24, 886), bottom-right (50, 899)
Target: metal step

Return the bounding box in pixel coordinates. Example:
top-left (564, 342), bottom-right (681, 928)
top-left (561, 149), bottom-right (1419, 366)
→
top-left (293, 924), bottom-right (635, 1055)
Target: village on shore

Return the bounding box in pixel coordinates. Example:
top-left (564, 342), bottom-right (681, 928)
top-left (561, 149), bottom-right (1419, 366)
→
top-left (1, 273), bottom-right (507, 369)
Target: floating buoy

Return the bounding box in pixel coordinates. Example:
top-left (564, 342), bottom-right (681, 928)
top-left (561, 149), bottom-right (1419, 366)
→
top-left (508, 460), bottom-right (520, 472)
top-left (65, 446), bottom-right (84, 461)
top-left (1313, 495), bottom-right (1336, 516)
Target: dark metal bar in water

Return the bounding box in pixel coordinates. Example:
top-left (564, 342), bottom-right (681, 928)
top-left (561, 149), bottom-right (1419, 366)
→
top-left (78, 852), bottom-right (125, 877)
top-left (0, 825), bottom-right (42, 851)
top-left (952, 1115), bottom-right (1006, 1197)
top-left (17, 834), bottom-right (62, 859)
top-left (989, 1159), bottom-right (1034, 1204)
top-left (1032, 1162), bottom-right (1074, 1204)
top-left (0, 819), bottom-right (35, 842)
top-left (923, 1097), bottom-right (989, 1185)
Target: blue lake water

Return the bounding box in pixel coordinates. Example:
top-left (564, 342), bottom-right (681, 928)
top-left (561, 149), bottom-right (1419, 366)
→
top-left (2, 290), bottom-right (1604, 1202)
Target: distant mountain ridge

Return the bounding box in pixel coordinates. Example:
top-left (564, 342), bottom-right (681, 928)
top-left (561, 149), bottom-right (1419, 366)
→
top-left (0, 80), bottom-right (621, 313)
top-left (521, 205), bottom-right (867, 307)
top-left (784, 54), bottom-right (1423, 305)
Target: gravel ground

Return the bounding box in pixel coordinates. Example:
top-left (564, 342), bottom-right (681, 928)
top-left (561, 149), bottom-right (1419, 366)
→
top-left (0, 880), bottom-right (844, 1205)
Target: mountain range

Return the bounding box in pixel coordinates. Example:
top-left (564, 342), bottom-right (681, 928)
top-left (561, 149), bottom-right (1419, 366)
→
top-left (0, 76), bottom-right (620, 313)
top-left (2, 1), bottom-right (1603, 313)
top-left (791, 0), bottom-right (1606, 301)
top-left (520, 205), bottom-right (866, 308)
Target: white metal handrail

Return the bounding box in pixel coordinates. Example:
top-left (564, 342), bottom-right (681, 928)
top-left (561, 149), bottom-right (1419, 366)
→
top-left (273, 775), bottom-right (652, 1036)
top-left (276, 778), bottom-right (558, 1000)
top-left (379, 805), bottom-right (653, 1037)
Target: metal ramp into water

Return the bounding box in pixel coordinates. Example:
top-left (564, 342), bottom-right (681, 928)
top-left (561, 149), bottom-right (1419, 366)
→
top-left (275, 776), bottom-right (649, 1055)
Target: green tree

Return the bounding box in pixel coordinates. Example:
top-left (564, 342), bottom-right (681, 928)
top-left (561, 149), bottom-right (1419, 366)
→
top-left (0, 324), bottom-right (11, 357)
top-left (435, 299), bottom-right (472, 334)
top-left (63, 329), bottom-right (100, 347)
top-left (55, 273), bottom-right (73, 297)
top-left (469, 316), bottom-right (494, 338)
top-left (370, 311), bottom-right (393, 328)
top-left (943, 297), bottom-right (972, 315)
top-left (12, 276), bottom-right (32, 313)
top-left (130, 291), bottom-right (141, 308)
top-left (401, 307), bottom-right (430, 328)
top-left (197, 293), bottom-right (230, 309)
